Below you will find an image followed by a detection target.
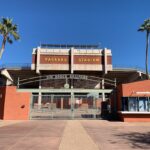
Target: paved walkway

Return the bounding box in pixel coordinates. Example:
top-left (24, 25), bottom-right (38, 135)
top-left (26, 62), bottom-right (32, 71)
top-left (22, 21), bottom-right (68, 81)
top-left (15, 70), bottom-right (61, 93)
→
top-left (59, 120), bottom-right (99, 150)
top-left (0, 120), bottom-right (23, 127)
top-left (81, 120), bottom-right (150, 150)
top-left (0, 120), bottom-right (150, 150)
top-left (0, 121), bottom-right (66, 150)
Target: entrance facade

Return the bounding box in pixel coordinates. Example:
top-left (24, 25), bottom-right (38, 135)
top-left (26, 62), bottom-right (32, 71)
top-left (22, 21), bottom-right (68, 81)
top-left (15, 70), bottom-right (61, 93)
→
top-left (17, 74), bottom-right (115, 119)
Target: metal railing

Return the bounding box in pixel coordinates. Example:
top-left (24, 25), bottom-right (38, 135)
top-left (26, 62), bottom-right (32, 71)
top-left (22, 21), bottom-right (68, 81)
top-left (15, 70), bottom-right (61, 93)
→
top-left (0, 63), bottom-right (31, 70)
top-left (40, 44), bottom-right (100, 49)
top-left (17, 74), bottom-right (116, 88)
top-left (0, 63), bottom-right (146, 74)
top-left (113, 64), bottom-right (145, 73)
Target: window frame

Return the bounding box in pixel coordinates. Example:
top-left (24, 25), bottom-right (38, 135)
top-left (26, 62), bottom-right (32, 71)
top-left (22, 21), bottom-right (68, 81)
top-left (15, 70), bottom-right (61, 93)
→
top-left (121, 96), bottom-right (150, 112)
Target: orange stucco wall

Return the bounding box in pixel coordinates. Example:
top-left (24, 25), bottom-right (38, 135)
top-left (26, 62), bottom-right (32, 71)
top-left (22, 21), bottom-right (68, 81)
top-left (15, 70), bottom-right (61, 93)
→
top-left (119, 114), bottom-right (150, 122)
top-left (117, 80), bottom-right (150, 122)
top-left (121, 80), bottom-right (150, 97)
top-left (0, 86), bottom-right (30, 120)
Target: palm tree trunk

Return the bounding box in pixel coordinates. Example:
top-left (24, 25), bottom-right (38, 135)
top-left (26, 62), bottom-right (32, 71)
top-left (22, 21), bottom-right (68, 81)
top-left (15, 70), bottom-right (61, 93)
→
top-left (146, 31), bottom-right (149, 79)
top-left (0, 37), bottom-right (6, 59)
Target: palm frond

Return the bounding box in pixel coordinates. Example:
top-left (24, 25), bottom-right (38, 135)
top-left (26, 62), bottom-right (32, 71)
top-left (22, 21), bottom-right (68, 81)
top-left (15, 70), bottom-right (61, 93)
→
top-left (7, 37), bottom-right (13, 44)
top-left (138, 26), bottom-right (145, 32)
top-left (10, 30), bottom-right (20, 40)
top-left (138, 18), bottom-right (150, 32)
top-left (0, 17), bottom-right (20, 40)
top-left (0, 23), bottom-right (2, 30)
top-left (2, 17), bottom-right (13, 25)
top-left (0, 17), bottom-right (19, 59)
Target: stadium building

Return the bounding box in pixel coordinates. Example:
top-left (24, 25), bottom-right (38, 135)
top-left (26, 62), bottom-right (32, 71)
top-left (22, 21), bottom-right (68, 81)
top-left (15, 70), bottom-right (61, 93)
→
top-left (0, 44), bottom-right (150, 122)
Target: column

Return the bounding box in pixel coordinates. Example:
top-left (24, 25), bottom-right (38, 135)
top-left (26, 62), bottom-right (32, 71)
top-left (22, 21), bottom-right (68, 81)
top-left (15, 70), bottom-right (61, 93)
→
top-left (71, 48), bottom-right (74, 74)
top-left (51, 95), bottom-right (54, 119)
top-left (101, 79), bottom-right (105, 89)
top-left (38, 93), bottom-right (42, 109)
top-left (103, 48), bottom-right (107, 74)
top-left (101, 79), bottom-right (105, 101)
top-left (102, 92), bottom-right (105, 101)
top-left (93, 97), bottom-right (96, 118)
top-left (36, 47), bottom-right (40, 74)
top-left (38, 79), bottom-right (42, 109)
top-left (70, 48), bottom-right (74, 89)
top-left (61, 97), bottom-right (64, 110)
top-left (71, 92), bottom-right (74, 119)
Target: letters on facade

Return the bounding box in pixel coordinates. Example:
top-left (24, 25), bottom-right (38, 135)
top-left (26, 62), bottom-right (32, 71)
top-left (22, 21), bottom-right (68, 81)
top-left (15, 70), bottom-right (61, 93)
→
top-left (43, 56), bottom-right (100, 64)
top-left (78, 58), bottom-right (100, 62)
top-left (47, 74), bottom-right (88, 80)
top-left (44, 57), bottom-right (67, 62)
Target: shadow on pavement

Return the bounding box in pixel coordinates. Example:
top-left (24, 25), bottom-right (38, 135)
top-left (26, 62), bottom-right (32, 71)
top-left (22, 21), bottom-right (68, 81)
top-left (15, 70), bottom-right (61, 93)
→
top-left (115, 132), bottom-right (150, 149)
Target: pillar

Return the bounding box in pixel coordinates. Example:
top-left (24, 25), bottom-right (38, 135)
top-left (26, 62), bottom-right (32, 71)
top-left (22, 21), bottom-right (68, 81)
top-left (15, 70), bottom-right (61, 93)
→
top-left (38, 85), bottom-right (42, 109)
top-left (101, 79), bottom-right (105, 89)
top-left (38, 92), bottom-right (42, 109)
top-left (103, 48), bottom-right (108, 74)
top-left (36, 47), bottom-right (40, 74)
top-left (71, 48), bottom-right (74, 89)
top-left (61, 97), bottom-right (64, 110)
top-left (71, 47), bottom-right (74, 74)
top-left (102, 92), bottom-right (105, 101)
top-left (71, 93), bottom-right (74, 119)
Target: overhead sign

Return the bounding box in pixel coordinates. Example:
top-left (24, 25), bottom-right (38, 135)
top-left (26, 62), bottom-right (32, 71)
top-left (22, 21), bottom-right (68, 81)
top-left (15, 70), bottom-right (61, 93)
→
top-left (74, 56), bottom-right (102, 64)
top-left (47, 74), bottom-right (88, 80)
top-left (44, 57), bottom-right (67, 62)
top-left (40, 55), bottom-right (69, 64)
top-left (39, 55), bottom-right (102, 64)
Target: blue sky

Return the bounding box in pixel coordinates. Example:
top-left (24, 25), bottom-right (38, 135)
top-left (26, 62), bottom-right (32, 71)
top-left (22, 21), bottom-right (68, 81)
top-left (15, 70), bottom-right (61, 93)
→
top-left (0, 0), bottom-right (150, 70)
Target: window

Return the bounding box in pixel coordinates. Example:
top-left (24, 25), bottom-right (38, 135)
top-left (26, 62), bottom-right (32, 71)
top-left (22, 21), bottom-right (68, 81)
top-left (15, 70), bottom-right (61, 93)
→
top-left (121, 97), bottom-right (150, 112)
top-left (128, 97), bottom-right (138, 111)
top-left (139, 97), bottom-right (148, 112)
top-left (122, 97), bottom-right (128, 111)
top-left (148, 98), bottom-right (150, 111)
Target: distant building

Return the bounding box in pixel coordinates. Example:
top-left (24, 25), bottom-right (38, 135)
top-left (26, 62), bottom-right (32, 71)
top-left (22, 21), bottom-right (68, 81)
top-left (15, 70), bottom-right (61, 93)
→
top-left (0, 44), bottom-right (150, 121)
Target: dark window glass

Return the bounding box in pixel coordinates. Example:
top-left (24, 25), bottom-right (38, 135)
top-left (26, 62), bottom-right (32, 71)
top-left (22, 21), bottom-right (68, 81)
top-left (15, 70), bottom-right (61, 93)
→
top-left (121, 97), bottom-right (150, 112)
top-left (148, 98), bottom-right (150, 111)
top-left (122, 97), bottom-right (128, 111)
top-left (128, 97), bottom-right (138, 111)
top-left (139, 97), bottom-right (148, 112)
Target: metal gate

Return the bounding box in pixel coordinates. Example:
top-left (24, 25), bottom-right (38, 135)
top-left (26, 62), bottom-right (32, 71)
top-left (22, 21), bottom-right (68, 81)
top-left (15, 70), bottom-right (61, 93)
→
top-left (30, 94), bottom-right (102, 120)
top-left (73, 95), bottom-right (101, 119)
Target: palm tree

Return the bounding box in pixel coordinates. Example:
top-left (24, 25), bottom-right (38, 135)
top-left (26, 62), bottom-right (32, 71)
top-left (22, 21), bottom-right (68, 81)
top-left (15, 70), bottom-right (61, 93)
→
top-left (138, 19), bottom-right (150, 79)
top-left (0, 17), bottom-right (20, 59)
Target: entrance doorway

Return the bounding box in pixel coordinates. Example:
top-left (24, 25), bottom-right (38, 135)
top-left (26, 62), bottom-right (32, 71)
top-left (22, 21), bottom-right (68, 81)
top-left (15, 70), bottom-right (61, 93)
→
top-left (30, 93), bottom-right (102, 119)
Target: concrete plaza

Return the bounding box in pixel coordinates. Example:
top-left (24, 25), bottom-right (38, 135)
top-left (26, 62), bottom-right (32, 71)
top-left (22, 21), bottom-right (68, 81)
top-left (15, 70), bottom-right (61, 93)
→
top-left (0, 120), bottom-right (150, 150)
